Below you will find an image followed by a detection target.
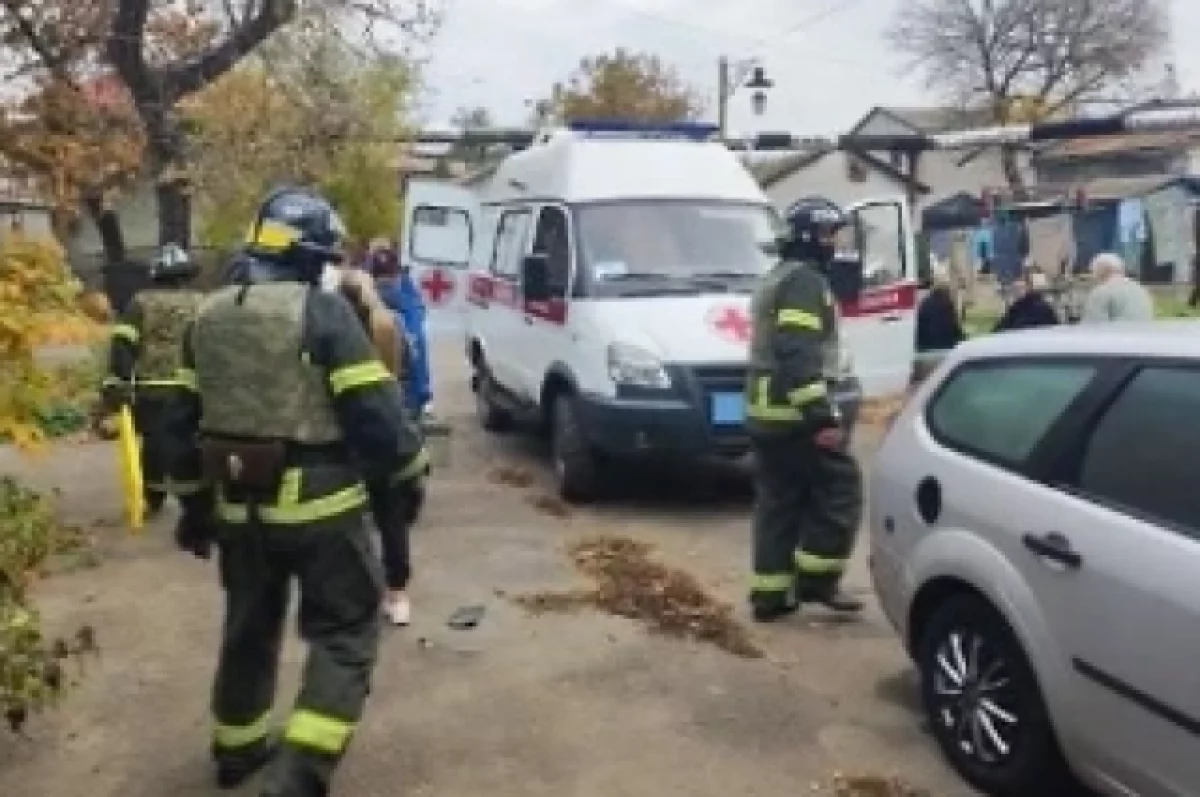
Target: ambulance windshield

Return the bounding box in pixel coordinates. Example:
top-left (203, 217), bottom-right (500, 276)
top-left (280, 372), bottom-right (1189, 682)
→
top-left (575, 200), bottom-right (780, 289)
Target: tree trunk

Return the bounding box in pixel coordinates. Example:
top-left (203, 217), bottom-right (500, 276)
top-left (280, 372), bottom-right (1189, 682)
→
top-left (156, 180), bottom-right (192, 248)
top-left (1000, 145), bottom-right (1027, 199)
top-left (83, 193), bottom-right (137, 311)
top-left (83, 194), bottom-right (127, 266)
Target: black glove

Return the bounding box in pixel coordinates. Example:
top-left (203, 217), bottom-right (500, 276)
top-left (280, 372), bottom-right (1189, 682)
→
top-left (101, 380), bottom-right (133, 413)
top-left (174, 509), bottom-right (216, 559)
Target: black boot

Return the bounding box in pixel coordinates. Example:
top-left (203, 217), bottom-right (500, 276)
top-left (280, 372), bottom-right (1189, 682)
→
top-left (749, 593), bottom-right (799, 623)
top-left (215, 741), bottom-right (275, 790)
top-left (797, 586), bottom-right (864, 614)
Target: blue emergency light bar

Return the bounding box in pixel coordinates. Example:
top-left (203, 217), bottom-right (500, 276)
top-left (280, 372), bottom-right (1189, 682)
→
top-left (566, 120), bottom-right (720, 141)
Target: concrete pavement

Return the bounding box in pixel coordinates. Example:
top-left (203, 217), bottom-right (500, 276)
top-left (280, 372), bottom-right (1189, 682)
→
top-left (0, 337), bottom-right (976, 796)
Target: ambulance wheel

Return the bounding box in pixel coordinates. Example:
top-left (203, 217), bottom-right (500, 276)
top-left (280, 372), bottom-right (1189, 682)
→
top-left (474, 367), bottom-right (513, 433)
top-left (550, 394), bottom-right (604, 503)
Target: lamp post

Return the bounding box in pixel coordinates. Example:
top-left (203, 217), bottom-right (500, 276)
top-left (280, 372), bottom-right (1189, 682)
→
top-left (717, 57), bottom-right (773, 140)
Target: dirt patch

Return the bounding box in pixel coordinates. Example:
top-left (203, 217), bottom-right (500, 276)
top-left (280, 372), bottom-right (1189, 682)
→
top-left (488, 465), bottom-right (535, 488)
top-left (831, 774), bottom-right (930, 796)
top-left (514, 535), bottom-right (762, 659)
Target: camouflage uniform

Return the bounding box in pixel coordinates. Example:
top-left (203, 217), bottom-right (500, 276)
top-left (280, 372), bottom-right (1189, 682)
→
top-left (162, 277), bottom-right (427, 797)
top-left (745, 257), bottom-right (863, 618)
top-left (105, 287), bottom-right (205, 509)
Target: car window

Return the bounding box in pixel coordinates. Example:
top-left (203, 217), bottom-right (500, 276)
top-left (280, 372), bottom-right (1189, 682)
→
top-left (928, 362), bottom-right (1097, 467)
top-left (491, 209), bottom-right (531, 279)
top-left (1076, 366), bottom-right (1200, 537)
top-left (531, 206), bottom-right (570, 296)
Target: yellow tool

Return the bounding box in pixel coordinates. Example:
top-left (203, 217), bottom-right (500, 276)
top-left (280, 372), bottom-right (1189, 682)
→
top-left (116, 405), bottom-right (145, 532)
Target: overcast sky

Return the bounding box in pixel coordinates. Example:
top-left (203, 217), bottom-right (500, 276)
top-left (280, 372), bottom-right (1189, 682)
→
top-left (418, 0), bottom-right (1197, 137)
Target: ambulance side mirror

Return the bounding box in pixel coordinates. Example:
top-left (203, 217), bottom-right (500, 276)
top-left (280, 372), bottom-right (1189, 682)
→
top-left (521, 253), bottom-right (550, 301)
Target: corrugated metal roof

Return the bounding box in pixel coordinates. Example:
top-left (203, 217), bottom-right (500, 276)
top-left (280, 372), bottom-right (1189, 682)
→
top-left (1037, 131), bottom-right (1200, 159)
top-left (1029, 175), bottom-right (1173, 201)
top-left (879, 106), bottom-right (993, 133)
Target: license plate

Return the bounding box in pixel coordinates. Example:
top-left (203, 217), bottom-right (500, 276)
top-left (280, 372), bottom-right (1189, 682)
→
top-left (710, 392), bottom-right (745, 425)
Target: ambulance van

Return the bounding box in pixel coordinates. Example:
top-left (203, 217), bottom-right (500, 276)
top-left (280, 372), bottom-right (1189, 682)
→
top-left (401, 121), bottom-right (918, 502)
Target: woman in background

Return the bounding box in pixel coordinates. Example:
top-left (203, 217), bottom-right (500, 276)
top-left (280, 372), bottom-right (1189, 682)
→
top-left (369, 243), bottom-right (434, 418)
top-left (337, 267), bottom-right (416, 626)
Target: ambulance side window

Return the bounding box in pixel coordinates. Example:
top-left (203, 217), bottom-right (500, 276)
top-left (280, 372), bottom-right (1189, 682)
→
top-left (490, 208), bottom-right (532, 280)
top-left (531, 206), bottom-right (571, 297)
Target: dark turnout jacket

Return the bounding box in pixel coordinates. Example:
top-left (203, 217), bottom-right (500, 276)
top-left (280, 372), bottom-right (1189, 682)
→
top-left (994, 293), bottom-right (1059, 332)
top-left (915, 287), bottom-right (965, 353)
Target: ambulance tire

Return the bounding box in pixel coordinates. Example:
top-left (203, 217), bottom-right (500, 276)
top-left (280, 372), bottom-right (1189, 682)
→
top-left (550, 393), bottom-right (606, 503)
top-left (474, 366), bottom-right (513, 433)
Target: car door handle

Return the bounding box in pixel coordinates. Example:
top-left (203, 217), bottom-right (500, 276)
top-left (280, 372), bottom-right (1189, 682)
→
top-left (1022, 532), bottom-right (1082, 569)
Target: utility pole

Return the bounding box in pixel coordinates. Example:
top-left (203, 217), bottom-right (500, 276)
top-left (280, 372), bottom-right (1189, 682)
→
top-left (717, 56), bottom-right (730, 140)
top-left (717, 56), bottom-right (772, 140)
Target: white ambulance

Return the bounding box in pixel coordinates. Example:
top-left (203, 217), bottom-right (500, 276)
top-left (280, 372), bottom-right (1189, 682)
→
top-left (401, 122), bottom-right (918, 501)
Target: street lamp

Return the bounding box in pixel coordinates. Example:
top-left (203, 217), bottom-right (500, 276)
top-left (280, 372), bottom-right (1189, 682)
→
top-left (746, 66), bottom-right (773, 117)
top-left (717, 57), bottom-right (773, 138)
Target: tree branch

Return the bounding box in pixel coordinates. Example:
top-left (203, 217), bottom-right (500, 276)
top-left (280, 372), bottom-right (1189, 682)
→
top-left (0, 1), bottom-right (75, 85)
top-left (159, 0), bottom-right (297, 101)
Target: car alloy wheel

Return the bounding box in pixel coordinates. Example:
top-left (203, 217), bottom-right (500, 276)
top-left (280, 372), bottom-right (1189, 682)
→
top-left (929, 628), bottom-right (1021, 767)
top-left (917, 595), bottom-right (1076, 796)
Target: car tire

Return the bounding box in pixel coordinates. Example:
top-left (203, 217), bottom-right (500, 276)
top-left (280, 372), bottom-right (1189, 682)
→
top-left (550, 393), bottom-right (604, 503)
top-left (474, 365), bottom-right (513, 433)
top-left (916, 594), bottom-right (1075, 797)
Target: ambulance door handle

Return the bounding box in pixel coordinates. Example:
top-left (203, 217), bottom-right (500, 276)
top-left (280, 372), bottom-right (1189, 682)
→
top-left (523, 315), bottom-right (534, 325)
top-left (880, 314), bottom-right (902, 323)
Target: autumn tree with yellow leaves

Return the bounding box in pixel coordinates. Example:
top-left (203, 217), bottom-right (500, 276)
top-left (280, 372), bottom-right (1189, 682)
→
top-left (185, 30), bottom-right (411, 249)
top-left (541, 48), bottom-right (704, 124)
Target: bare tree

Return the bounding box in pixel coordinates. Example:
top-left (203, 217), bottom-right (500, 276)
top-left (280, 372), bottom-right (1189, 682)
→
top-left (888, 0), bottom-right (1169, 193)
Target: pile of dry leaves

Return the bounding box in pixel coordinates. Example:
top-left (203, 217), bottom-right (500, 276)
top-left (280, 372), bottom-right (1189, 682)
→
top-left (514, 535), bottom-right (761, 658)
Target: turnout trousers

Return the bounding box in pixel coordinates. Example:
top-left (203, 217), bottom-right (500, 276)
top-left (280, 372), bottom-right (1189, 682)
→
top-left (131, 388), bottom-right (175, 508)
top-left (749, 430), bottom-right (863, 611)
top-left (210, 509), bottom-right (383, 797)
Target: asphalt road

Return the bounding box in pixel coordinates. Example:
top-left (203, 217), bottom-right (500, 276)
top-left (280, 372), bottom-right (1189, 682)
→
top-left (0, 337), bottom-right (977, 797)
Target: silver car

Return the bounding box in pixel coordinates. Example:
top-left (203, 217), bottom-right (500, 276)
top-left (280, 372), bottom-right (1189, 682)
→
top-left (869, 321), bottom-right (1200, 797)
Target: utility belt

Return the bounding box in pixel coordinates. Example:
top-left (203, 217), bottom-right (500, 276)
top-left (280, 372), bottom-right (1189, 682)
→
top-left (199, 435), bottom-right (365, 526)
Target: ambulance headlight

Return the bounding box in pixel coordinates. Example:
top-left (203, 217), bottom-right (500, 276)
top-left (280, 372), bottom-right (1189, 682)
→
top-left (606, 342), bottom-right (671, 389)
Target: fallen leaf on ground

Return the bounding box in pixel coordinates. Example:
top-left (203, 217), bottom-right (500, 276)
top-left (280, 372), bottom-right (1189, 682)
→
top-left (831, 773), bottom-right (930, 796)
top-left (488, 465), bottom-right (535, 488)
top-left (526, 494), bottom-right (571, 517)
top-left (513, 535), bottom-right (762, 658)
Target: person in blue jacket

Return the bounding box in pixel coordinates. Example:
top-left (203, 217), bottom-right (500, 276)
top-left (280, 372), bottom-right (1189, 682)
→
top-left (370, 244), bottom-right (434, 417)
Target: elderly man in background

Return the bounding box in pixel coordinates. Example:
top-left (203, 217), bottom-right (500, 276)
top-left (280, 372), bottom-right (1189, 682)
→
top-left (1081, 252), bottom-right (1155, 324)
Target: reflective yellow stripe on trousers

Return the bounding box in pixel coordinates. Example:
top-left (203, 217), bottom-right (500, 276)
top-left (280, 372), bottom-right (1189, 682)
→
top-left (284, 709), bottom-right (356, 755)
top-left (216, 467), bottom-right (368, 524)
top-left (750, 572), bottom-right (794, 593)
top-left (213, 711), bottom-right (272, 750)
top-left (795, 551), bottom-right (847, 574)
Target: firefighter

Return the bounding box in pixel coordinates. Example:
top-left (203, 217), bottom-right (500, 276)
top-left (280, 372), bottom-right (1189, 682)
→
top-left (745, 200), bottom-right (864, 622)
top-left (102, 243), bottom-right (204, 515)
top-left (160, 186), bottom-right (428, 796)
